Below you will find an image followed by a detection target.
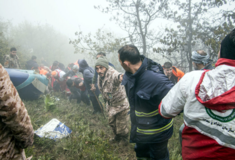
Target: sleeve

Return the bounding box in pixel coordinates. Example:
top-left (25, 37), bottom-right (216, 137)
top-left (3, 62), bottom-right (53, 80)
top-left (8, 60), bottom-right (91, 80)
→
top-left (84, 70), bottom-right (93, 84)
top-left (159, 75), bottom-right (187, 119)
top-left (63, 71), bottom-right (70, 78)
top-left (4, 55), bottom-right (10, 68)
top-left (0, 65), bottom-right (34, 148)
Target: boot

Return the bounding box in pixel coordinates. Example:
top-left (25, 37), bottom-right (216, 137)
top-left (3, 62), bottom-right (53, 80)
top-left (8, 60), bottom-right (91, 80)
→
top-left (119, 135), bottom-right (129, 146)
top-left (109, 135), bottom-right (121, 143)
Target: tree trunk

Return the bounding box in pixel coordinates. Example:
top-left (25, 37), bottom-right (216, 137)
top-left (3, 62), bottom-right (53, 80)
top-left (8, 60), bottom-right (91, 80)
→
top-left (188, 0), bottom-right (193, 71)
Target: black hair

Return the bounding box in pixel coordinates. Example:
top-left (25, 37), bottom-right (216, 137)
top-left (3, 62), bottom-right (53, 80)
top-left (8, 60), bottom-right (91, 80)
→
top-left (97, 52), bottom-right (106, 57)
top-left (220, 29), bottom-right (235, 60)
top-left (163, 62), bottom-right (172, 68)
top-left (32, 55), bottom-right (37, 60)
top-left (118, 45), bottom-right (141, 64)
top-left (66, 79), bottom-right (73, 87)
top-left (52, 61), bottom-right (59, 66)
top-left (10, 47), bottom-right (17, 52)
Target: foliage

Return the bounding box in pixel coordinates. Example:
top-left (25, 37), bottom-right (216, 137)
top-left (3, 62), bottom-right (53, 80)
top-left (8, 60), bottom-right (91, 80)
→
top-left (44, 94), bottom-right (57, 111)
top-left (70, 28), bottom-right (127, 57)
top-left (10, 21), bottom-right (75, 66)
top-left (95, 0), bottom-right (169, 56)
top-left (0, 20), bottom-right (11, 64)
top-left (24, 92), bottom-right (183, 160)
top-left (157, 0), bottom-right (235, 71)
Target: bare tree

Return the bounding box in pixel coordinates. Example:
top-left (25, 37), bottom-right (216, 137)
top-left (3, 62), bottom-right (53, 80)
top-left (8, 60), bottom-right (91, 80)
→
top-left (95, 0), bottom-right (169, 56)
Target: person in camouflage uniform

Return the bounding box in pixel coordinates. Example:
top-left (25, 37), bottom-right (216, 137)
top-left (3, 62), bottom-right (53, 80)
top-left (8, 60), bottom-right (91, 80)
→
top-left (91, 57), bottom-right (130, 145)
top-left (0, 64), bottom-right (34, 160)
top-left (4, 47), bottom-right (20, 69)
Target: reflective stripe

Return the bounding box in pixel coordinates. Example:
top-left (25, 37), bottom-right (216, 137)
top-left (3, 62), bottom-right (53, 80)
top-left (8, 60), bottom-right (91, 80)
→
top-left (135, 109), bottom-right (159, 117)
top-left (137, 119), bottom-right (173, 135)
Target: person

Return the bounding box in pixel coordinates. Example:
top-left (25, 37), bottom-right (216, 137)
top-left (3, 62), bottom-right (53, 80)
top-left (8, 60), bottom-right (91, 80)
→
top-left (92, 52), bottom-right (115, 85)
top-left (118, 45), bottom-right (174, 160)
top-left (159, 29), bottom-right (235, 160)
top-left (163, 62), bottom-right (184, 85)
top-left (4, 47), bottom-right (20, 69)
top-left (65, 63), bottom-right (75, 73)
top-left (0, 64), bottom-right (34, 160)
top-left (66, 77), bottom-right (90, 105)
top-left (26, 55), bottom-right (38, 70)
top-left (92, 57), bottom-right (129, 145)
top-left (51, 69), bottom-right (67, 92)
top-left (78, 59), bottom-right (103, 114)
top-left (63, 65), bottom-right (79, 78)
top-left (51, 61), bottom-right (59, 71)
top-left (191, 50), bottom-right (214, 70)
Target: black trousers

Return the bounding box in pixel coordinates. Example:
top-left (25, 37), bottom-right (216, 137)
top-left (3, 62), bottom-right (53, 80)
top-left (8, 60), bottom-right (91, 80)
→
top-left (89, 94), bottom-right (103, 112)
top-left (69, 86), bottom-right (90, 105)
top-left (134, 140), bottom-right (169, 160)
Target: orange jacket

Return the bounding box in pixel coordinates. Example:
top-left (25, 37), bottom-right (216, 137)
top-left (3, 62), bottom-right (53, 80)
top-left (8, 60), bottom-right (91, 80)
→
top-left (172, 66), bottom-right (184, 82)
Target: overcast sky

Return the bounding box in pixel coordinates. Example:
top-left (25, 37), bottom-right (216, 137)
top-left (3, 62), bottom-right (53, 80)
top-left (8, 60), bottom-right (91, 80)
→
top-left (0, 0), bottom-right (127, 38)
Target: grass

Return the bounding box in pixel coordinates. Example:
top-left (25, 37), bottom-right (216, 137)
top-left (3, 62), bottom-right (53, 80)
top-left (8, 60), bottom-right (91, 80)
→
top-left (23, 93), bottom-right (183, 160)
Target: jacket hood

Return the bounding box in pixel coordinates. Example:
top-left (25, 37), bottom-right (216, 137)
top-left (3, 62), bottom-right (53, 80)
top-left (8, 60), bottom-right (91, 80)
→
top-left (195, 58), bottom-right (235, 111)
top-left (78, 59), bottom-right (89, 72)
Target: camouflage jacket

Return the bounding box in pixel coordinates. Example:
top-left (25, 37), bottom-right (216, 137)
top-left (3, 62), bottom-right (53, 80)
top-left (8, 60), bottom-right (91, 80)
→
top-left (0, 64), bottom-right (34, 160)
top-left (97, 66), bottom-right (129, 116)
top-left (4, 54), bottom-right (20, 69)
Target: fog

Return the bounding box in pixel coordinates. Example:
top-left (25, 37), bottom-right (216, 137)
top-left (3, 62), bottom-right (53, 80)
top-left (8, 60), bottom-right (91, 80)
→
top-left (0, 0), bottom-right (234, 72)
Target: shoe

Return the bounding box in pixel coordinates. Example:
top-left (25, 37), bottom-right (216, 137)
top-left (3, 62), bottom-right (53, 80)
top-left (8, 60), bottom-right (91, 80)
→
top-left (109, 136), bottom-right (120, 143)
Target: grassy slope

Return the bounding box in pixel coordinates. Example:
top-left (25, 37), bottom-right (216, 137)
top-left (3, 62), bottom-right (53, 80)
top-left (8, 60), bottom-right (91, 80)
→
top-left (24, 93), bottom-right (183, 160)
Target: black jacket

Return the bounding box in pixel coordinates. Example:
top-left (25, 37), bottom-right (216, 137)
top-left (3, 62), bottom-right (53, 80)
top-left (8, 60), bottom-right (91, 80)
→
top-left (122, 56), bottom-right (174, 143)
top-left (78, 59), bottom-right (99, 95)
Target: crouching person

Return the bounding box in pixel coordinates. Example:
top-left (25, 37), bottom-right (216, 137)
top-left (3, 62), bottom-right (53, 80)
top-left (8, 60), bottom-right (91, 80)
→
top-left (0, 64), bottom-right (34, 160)
top-left (91, 57), bottom-right (129, 145)
top-left (66, 77), bottom-right (90, 105)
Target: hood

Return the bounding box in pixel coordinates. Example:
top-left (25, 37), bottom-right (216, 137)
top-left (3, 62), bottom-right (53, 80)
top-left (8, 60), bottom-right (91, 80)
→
top-left (195, 58), bottom-right (235, 111)
top-left (78, 59), bottom-right (89, 72)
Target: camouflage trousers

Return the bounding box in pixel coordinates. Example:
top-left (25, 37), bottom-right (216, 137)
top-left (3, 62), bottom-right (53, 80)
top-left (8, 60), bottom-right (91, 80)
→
top-left (108, 108), bottom-right (130, 137)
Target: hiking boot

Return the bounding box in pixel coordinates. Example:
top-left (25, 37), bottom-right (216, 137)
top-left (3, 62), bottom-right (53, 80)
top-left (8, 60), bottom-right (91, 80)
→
top-left (119, 135), bottom-right (129, 146)
top-left (109, 136), bottom-right (120, 143)
top-left (119, 139), bottom-right (129, 146)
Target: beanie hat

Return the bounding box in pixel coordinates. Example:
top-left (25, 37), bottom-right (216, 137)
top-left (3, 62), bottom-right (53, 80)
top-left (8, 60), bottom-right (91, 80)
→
top-left (95, 57), bottom-right (109, 69)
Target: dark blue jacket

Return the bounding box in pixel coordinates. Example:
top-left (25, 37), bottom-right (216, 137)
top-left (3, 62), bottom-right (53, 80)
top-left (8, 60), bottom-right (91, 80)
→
top-left (78, 59), bottom-right (99, 95)
top-left (122, 56), bottom-right (174, 143)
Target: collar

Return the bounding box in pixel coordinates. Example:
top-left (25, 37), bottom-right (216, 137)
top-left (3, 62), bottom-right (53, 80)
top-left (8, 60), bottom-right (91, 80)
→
top-left (122, 57), bottom-right (147, 85)
top-left (215, 58), bottom-right (235, 67)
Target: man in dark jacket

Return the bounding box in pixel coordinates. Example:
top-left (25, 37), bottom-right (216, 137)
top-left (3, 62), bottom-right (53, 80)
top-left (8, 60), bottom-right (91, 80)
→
top-left (118, 45), bottom-right (174, 160)
top-left (191, 50), bottom-right (214, 70)
top-left (26, 55), bottom-right (38, 70)
top-left (78, 59), bottom-right (103, 114)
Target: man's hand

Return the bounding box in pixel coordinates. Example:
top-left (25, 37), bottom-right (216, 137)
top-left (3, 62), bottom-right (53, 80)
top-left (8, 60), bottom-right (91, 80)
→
top-left (79, 82), bottom-right (83, 87)
top-left (119, 74), bottom-right (124, 82)
top-left (90, 84), bottom-right (96, 91)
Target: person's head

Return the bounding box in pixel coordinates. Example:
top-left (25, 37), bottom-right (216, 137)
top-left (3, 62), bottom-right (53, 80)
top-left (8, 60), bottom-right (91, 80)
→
top-left (96, 52), bottom-right (106, 59)
top-left (32, 55), bottom-right (37, 61)
top-left (163, 62), bottom-right (173, 77)
top-left (72, 65), bottom-right (79, 73)
top-left (52, 61), bottom-right (59, 70)
top-left (219, 29), bottom-right (235, 60)
top-left (66, 79), bottom-right (74, 87)
top-left (118, 45), bottom-right (142, 73)
top-left (191, 50), bottom-right (211, 70)
top-left (10, 47), bottom-right (17, 56)
top-left (95, 57), bottom-right (109, 78)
